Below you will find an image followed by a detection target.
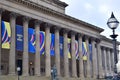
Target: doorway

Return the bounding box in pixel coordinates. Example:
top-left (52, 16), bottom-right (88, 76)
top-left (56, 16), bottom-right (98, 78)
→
top-left (17, 59), bottom-right (22, 75)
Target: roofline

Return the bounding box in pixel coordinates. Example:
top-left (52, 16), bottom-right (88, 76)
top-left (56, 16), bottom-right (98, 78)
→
top-left (9, 0), bottom-right (104, 33)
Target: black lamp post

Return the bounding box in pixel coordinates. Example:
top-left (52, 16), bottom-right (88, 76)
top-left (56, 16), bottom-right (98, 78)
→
top-left (17, 67), bottom-right (21, 80)
top-left (107, 12), bottom-right (119, 74)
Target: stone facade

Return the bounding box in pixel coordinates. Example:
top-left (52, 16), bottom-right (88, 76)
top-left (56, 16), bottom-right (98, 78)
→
top-left (0, 0), bottom-right (119, 80)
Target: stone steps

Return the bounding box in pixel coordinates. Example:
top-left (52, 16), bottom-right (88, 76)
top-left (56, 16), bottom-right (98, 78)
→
top-left (0, 76), bottom-right (105, 80)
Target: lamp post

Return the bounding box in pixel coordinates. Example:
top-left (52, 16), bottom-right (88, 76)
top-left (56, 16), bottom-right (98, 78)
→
top-left (17, 67), bottom-right (21, 80)
top-left (107, 12), bottom-right (119, 74)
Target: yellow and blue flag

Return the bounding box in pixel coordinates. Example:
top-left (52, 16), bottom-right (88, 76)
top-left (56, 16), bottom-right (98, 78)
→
top-left (1, 21), bottom-right (11, 49)
top-left (82, 42), bottom-right (88, 61)
top-left (68, 38), bottom-right (71, 59)
top-left (75, 40), bottom-right (79, 59)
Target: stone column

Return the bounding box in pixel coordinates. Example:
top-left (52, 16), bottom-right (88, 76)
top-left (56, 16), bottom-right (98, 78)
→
top-left (35, 20), bottom-right (41, 76)
top-left (45, 23), bottom-right (51, 77)
top-left (106, 49), bottom-right (109, 76)
top-left (103, 48), bottom-right (107, 76)
top-left (97, 41), bottom-right (103, 78)
top-left (9, 13), bottom-right (17, 75)
top-left (108, 49), bottom-right (112, 75)
top-left (78, 34), bottom-right (84, 78)
top-left (63, 29), bottom-right (69, 77)
top-left (111, 50), bottom-right (114, 75)
top-left (0, 9), bottom-right (3, 75)
top-left (54, 27), bottom-right (60, 76)
top-left (71, 31), bottom-right (77, 77)
top-left (22, 17), bottom-right (29, 76)
top-left (85, 36), bottom-right (91, 78)
top-left (92, 39), bottom-right (97, 78)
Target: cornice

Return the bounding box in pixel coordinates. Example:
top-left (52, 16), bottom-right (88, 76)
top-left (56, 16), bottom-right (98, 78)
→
top-left (7, 0), bottom-right (104, 33)
top-left (100, 35), bottom-right (120, 45)
top-left (53, 0), bottom-right (68, 7)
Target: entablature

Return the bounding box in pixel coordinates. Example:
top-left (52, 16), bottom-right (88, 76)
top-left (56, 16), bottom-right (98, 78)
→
top-left (1, 0), bottom-right (103, 39)
top-left (22, 0), bottom-right (68, 13)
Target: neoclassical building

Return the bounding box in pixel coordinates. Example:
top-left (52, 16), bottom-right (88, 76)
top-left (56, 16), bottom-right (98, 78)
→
top-left (0, 0), bottom-right (119, 80)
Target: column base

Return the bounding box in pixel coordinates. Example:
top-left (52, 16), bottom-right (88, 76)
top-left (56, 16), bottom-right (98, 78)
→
top-left (93, 75), bottom-right (97, 79)
top-left (87, 74), bottom-right (91, 78)
top-left (80, 75), bottom-right (85, 79)
top-left (35, 74), bottom-right (41, 76)
top-left (22, 73), bottom-right (29, 76)
top-left (8, 72), bottom-right (16, 76)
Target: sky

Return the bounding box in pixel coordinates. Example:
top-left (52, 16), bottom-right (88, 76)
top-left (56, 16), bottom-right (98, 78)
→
top-left (60, 0), bottom-right (120, 41)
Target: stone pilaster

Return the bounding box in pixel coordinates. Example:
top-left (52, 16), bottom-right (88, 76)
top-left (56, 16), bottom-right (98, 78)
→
top-left (85, 36), bottom-right (91, 78)
top-left (103, 48), bottom-right (107, 76)
top-left (106, 49), bottom-right (109, 76)
top-left (35, 20), bottom-right (41, 76)
top-left (45, 23), bottom-right (51, 77)
top-left (108, 49), bottom-right (112, 76)
top-left (111, 50), bottom-right (114, 75)
top-left (22, 17), bottom-right (30, 76)
top-left (9, 12), bottom-right (17, 75)
top-left (71, 31), bottom-right (77, 77)
top-left (0, 9), bottom-right (3, 75)
top-left (63, 29), bottom-right (69, 77)
top-left (92, 39), bottom-right (97, 78)
top-left (54, 27), bottom-right (60, 76)
top-left (97, 42), bottom-right (103, 78)
top-left (78, 34), bottom-right (84, 78)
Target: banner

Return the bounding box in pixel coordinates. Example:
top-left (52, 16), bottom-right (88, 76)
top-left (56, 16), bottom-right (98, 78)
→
top-left (68, 38), bottom-right (71, 59)
top-left (59, 36), bottom-right (63, 57)
top-left (16, 25), bottom-right (23, 51)
top-left (1, 21), bottom-right (80, 59)
top-left (82, 42), bottom-right (88, 61)
top-left (28, 28), bottom-right (36, 53)
top-left (89, 44), bottom-right (92, 62)
top-left (75, 40), bottom-right (79, 59)
top-left (1, 21), bottom-right (11, 49)
top-left (40, 31), bottom-right (45, 55)
top-left (50, 33), bottom-right (55, 56)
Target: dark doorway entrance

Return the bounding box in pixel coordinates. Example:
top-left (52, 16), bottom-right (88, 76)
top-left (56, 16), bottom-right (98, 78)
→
top-left (17, 59), bottom-right (22, 75)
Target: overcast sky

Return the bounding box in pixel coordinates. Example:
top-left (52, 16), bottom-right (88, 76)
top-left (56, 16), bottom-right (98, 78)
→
top-left (60, 0), bottom-right (120, 41)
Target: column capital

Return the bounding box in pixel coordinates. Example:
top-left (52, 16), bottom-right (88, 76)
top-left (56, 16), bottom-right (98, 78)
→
top-left (53, 26), bottom-right (61, 31)
top-left (84, 35), bottom-right (90, 40)
top-left (95, 38), bottom-right (101, 43)
top-left (43, 23), bottom-right (52, 29)
top-left (62, 28), bottom-right (69, 34)
top-left (34, 20), bottom-right (43, 25)
top-left (90, 37), bottom-right (96, 42)
top-left (70, 30), bottom-right (76, 36)
top-left (23, 16), bottom-right (31, 22)
top-left (0, 8), bottom-right (4, 14)
top-left (102, 46), bottom-right (107, 50)
top-left (77, 33), bottom-right (83, 38)
top-left (10, 12), bottom-right (18, 18)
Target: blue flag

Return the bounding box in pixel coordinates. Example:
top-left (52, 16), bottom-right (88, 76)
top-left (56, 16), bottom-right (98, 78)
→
top-left (60, 36), bottom-right (63, 57)
top-left (28, 28), bottom-right (36, 53)
top-left (16, 25), bottom-right (23, 51)
top-left (50, 33), bottom-right (55, 56)
top-left (89, 44), bottom-right (92, 62)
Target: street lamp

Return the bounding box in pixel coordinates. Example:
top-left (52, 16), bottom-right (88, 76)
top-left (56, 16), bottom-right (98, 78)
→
top-left (17, 67), bottom-right (21, 80)
top-left (107, 12), bottom-right (119, 74)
